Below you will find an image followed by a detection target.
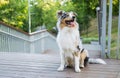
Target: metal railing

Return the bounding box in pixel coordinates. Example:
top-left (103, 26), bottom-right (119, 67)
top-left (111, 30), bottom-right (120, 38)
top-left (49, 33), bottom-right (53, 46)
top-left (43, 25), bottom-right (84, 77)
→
top-left (0, 21), bottom-right (59, 53)
top-left (98, 0), bottom-right (120, 59)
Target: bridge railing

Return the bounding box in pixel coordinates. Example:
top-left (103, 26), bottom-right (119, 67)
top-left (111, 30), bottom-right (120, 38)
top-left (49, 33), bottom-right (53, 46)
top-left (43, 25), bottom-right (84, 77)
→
top-left (0, 21), bottom-right (59, 53)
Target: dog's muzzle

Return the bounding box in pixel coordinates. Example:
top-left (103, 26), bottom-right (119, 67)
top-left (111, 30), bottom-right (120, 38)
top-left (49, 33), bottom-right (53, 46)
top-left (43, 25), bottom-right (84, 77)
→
top-left (65, 16), bottom-right (76, 27)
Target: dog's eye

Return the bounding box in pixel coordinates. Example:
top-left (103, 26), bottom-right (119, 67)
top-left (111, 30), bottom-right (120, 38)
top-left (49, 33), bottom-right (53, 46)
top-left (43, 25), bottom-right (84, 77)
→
top-left (65, 13), bottom-right (69, 17)
top-left (61, 13), bottom-right (69, 19)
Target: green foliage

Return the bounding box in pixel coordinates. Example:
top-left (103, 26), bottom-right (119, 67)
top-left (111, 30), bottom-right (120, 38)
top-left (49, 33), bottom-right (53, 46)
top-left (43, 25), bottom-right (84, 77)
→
top-left (30, 2), bottom-right (43, 32)
top-left (82, 37), bottom-right (98, 44)
top-left (0, 0), bottom-right (119, 33)
top-left (0, 0), bottom-right (28, 32)
top-left (112, 0), bottom-right (119, 15)
top-left (40, 1), bottom-right (58, 31)
top-left (72, 0), bottom-right (91, 33)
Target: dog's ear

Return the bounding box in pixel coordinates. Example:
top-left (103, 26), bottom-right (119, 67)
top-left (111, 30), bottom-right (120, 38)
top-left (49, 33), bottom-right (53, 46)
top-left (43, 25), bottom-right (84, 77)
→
top-left (57, 10), bottom-right (64, 18)
top-left (73, 12), bottom-right (78, 16)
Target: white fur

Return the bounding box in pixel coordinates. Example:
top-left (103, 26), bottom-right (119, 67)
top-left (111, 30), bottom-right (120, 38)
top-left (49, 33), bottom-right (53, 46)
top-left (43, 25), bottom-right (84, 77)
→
top-left (82, 49), bottom-right (106, 64)
top-left (56, 15), bottom-right (82, 72)
top-left (75, 55), bottom-right (81, 72)
top-left (89, 58), bottom-right (106, 64)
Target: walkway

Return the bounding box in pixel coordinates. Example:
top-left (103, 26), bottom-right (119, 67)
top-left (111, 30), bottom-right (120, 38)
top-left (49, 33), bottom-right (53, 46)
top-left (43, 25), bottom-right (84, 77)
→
top-left (0, 51), bottom-right (120, 78)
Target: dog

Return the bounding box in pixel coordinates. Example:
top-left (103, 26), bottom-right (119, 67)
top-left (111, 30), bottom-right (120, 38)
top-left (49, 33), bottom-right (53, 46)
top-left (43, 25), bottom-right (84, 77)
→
top-left (56, 10), bottom-right (84, 72)
top-left (56, 10), bottom-right (106, 73)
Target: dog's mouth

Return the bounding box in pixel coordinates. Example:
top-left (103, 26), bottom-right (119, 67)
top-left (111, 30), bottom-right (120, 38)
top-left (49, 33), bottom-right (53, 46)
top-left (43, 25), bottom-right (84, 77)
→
top-left (65, 19), bottom-right (75, 27)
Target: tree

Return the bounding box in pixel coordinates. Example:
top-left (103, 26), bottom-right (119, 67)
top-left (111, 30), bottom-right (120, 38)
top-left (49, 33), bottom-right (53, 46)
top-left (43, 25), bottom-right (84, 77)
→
top-left (0, 0), bottom-right (119, 33)
top-left (0, 0), bottom-right (28, 32)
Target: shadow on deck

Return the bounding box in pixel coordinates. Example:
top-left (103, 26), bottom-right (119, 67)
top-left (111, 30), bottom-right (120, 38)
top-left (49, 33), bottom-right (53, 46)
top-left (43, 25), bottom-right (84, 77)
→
top-left (0, 51), bottom-right (120, 78)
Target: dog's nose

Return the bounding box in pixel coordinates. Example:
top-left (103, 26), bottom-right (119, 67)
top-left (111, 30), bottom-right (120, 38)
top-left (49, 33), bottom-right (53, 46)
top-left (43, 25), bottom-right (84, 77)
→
top-left (72, 16), bottom-right (75, 19)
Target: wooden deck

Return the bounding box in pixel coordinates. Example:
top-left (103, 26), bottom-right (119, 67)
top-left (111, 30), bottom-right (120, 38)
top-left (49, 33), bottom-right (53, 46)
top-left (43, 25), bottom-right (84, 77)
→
top-left (0, 51), bottom-right (120, 78)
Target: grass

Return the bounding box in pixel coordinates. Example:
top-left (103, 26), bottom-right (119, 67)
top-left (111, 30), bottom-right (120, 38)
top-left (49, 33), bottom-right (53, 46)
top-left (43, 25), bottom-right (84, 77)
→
top-left (82, 37), bottom-right (98, 44)
top-left (82, 16), bottom-right (119, 59)
top-left (110, 16), bottom-right (119, 59)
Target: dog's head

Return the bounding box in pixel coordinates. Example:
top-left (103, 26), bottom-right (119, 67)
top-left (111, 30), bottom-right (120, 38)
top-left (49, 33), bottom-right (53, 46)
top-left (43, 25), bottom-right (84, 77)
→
top-left (57, 10), bottom-right (77, 28)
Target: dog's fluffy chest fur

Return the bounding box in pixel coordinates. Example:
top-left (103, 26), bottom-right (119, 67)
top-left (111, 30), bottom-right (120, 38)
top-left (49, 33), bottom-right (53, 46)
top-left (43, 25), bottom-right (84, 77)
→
top-left (57, 27), bottom-right (79, 66)
top-left (57, 27), bottom-right (79, 52)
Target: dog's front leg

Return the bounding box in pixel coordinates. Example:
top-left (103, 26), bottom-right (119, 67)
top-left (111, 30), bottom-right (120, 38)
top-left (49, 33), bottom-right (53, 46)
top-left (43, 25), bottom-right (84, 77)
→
top-left (74, 52), bottom-right (81, 72)
top-left (57, 51), bottom-right (65, 71)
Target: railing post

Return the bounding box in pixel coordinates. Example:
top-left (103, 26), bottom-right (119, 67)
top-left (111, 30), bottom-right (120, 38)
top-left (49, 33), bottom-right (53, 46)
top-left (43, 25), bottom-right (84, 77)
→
top-left (28, 0), bottom-right (31, 33)
top-left (97, 0), bottom-right (103, 45)
top-left (116, 0), bottom-right (120, 59)
top-left (107, 0), bottom-right (113, 58)
top-left (96, 7), bottom-right (101, 44)
top-left (101, 0), bottom-right (107, 58)
top-left (29, 36), bottom-right (35, 53)
top-left (41, 33), bottom-right (45, 53)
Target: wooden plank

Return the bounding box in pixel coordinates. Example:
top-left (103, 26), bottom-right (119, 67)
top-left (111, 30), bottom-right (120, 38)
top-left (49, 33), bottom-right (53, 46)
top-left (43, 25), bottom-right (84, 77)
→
top-left (0, 68), bottom-right (117, 78)
top-left (104, 59), bottom-right (120, 65)
top-left (0, 53), bottom-right (120, 78)
top-left (117, 72), bottom-right (120, 78)
top-left (87, 64), bottom-right (120, 72)
top-left (0, 70), bottom-right (38, 78)
top-left (0, 76), bottom-right (12, 78)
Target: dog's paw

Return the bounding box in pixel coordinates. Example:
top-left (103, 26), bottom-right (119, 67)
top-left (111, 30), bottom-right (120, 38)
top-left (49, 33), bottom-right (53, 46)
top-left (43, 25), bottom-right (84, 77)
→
top-left (80, 65), bottom-right (84, 68)
top-left (57, 67), bottom-right (64, 72)
top-left (75, 68), bottom-right (81, 73)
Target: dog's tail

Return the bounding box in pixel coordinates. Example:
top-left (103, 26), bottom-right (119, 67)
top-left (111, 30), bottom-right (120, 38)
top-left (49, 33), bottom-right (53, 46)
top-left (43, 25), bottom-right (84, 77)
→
top-left (84, 57), bottom-right (106, 67)
top-left (88, 58), bottom-right (106, 64)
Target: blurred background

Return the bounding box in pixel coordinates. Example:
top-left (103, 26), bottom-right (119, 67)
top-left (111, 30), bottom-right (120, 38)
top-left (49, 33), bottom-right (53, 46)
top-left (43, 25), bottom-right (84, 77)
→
top-left (0, 0), bottom-right (119, 58)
